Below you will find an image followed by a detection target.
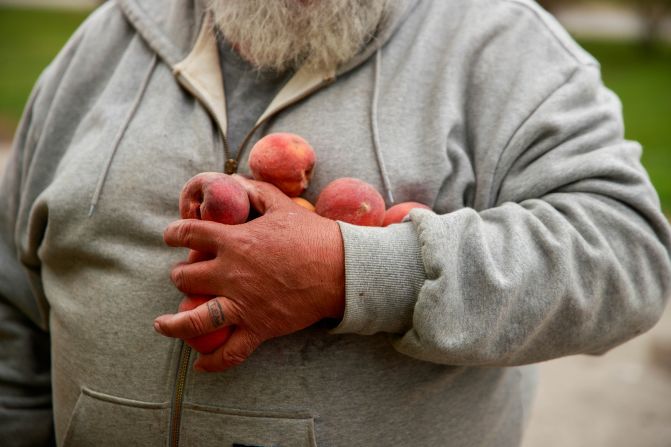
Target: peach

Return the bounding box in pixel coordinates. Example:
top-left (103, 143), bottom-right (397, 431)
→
top-left (383, 202), bottom-right (431, 226)
top-left (248, 132), bottom-right (316, 197)
top-left (178, 296), bottom-right (232, 354)
top-left (179, 172), bottom-right (250, 224)
top-left (315, 178), bottom-right (385, 226)
top-left (292, 197), bottom-right (316, 212)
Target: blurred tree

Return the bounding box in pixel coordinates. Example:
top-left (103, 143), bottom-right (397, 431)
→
top-left (536, 0), bottom-right (575, 13)
top-left (538, 0), bottom-right (671, 45)
top-left (630, 0), bottom-right (671, 46)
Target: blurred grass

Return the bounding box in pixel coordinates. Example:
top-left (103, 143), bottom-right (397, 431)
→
top-left (581, 40), bottom-right (671, 214)
top-left (0, 6), bottom-right (669, 212)
top-left (0, 7), bottom-right (90, 134)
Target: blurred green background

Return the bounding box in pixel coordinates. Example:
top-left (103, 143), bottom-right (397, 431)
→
top-left (0, 3), bottom-right (669, 213)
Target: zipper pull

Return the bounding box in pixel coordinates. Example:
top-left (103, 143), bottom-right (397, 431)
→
top-left (224, 159), bottom-right (238, 175)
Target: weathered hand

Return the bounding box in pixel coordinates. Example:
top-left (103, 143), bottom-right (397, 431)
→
top-left (154, 175), bottom-right (345, 372)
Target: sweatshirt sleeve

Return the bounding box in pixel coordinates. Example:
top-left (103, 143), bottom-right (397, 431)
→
top-left (332, 64), bottom-right (671, 367)
top-left (0, 78), bottom-right (55, 446)
top-left (0, 7), bottom-right (96, 441)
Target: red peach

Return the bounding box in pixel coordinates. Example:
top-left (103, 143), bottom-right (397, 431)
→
top-left (292, 197), bottom-right (316, 212)
top-left (178, 296), bottom-right (232, 354)
top-left (383, 202), bottom-right (431, 226)
top-left (248, 132), bottom-right (316, 197)
top-left (315, 178), bottom-right (385, 226)
top-left (179, 172), bottom-right (250, 223)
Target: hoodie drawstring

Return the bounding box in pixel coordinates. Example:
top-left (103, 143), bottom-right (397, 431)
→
top-left (370, 48), bottom-right (395, 206)
top-left (89, 54), bottom-right (158, 217)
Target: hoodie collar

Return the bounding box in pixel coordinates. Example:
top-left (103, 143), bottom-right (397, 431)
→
top-left (117, 0), bottom-right (420, 79)
top-left (117, 0), bottom-right (207, 67)
top-left (116, 0), bottom-right (420, 147)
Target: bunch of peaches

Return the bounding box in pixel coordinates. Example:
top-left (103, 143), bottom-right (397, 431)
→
top-left (176, 132), bottom-right (430, 353)
top-left (181, 132), bottom-right (430, 227)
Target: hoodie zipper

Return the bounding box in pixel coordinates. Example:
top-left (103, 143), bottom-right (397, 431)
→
top-left (167, 72), bottom-right (335, 447)
top-left (230, 74), bottom-right (335, 170)
top-left (176, 70), bottom-right (335, 174)
top-left (169, 342), bottom-right (191, 447)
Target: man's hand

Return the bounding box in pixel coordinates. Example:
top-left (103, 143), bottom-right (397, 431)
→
top-left (154, 176), bottom-right (345, 372)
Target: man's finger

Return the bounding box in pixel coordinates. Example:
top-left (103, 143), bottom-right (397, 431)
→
top-left (231, 175), bottom-right (288, 214)
top-left (154, 297), bottom-right (238, 339)
top-left (187, 249), bottom-right (214, 264)
top-left (170, 259), bottom-right (223, 295)
top-left (193, 328), bottom-right (262, 372)
top-left (163, 219), bottom-right (227, 252)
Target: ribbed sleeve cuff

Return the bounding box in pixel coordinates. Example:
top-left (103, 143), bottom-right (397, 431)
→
top-left (330, 220), bottom-right (426, 335)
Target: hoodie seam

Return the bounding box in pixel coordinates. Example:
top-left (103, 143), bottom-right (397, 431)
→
top-left (116, 0), bottom-right (184, 67)
top-left (487, 65), bottom-right (583, 207)
top-left (499, 0), bottom-right (599, 67)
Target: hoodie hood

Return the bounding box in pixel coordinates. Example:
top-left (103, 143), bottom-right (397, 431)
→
top-left (116, 0), bottom-right (421, 76)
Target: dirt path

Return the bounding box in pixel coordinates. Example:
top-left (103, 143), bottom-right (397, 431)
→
top-left (522, 305), bottom-right (671, 446)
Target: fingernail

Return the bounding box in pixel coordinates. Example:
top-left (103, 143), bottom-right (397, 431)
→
top-left (153, 319), bottom-right (165, 335)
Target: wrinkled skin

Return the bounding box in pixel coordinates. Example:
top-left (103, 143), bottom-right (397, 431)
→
top-left (154, 175), bottom-right (345, 372)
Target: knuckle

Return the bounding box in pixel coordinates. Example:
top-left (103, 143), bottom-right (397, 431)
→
top-left (221, 351), bottom-right (247, 367)
top-left (217, 267), bottom-right (232, 285)
top-left (177, 221), bottom-right (194, 246)
top-left (216, 333), bottom-right (259, 367)
top-left (226, 299), bottom-right (252, 326)
top-left (221, 225), bottom-right (243, 245)
top-left (170, 267), bottom-right (188, 291)
top-left (186, 311), bottom-right (208, 335)
top-left (228, 264), bottom-right (249, 285)
top-left (231, 230), bottom-right (255, 254)
top-left (214, 232), bottom-right (230, 253)
top-left (247, 331), bottom-right (264, 347)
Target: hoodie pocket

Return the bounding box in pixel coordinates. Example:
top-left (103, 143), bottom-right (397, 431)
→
top-left (61, 387), bottom-right (170, 446)
top-left (179, 403), bottom-right (317, 447)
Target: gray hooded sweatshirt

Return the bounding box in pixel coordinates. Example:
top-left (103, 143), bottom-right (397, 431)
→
top-left (1, 0), bottom-right (670, 446)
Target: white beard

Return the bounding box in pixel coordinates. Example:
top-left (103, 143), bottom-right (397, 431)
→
top-left (206, 0), bottom-right (391, 73)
